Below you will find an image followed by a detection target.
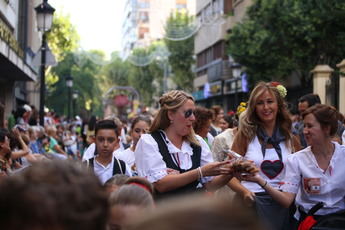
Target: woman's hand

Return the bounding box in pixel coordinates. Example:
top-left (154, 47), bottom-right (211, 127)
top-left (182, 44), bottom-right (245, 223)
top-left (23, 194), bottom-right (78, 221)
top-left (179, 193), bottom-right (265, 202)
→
top-left (201, 160), bottom-right (233, 177)
top-left (240, 172), bottom-right (262, 183)
top-left (232, 160), bottom-right (259, 179)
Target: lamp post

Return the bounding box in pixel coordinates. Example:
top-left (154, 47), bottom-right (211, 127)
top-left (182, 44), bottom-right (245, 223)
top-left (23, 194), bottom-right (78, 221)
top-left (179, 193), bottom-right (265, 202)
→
top-left (66, 75), bottom-right (73, 121)
top-left (35, 0), bottom-right (55, 126)
top-left (72, 90), bottom-right (79, 117)
top-left (231, 62), bottom-right (242, 109)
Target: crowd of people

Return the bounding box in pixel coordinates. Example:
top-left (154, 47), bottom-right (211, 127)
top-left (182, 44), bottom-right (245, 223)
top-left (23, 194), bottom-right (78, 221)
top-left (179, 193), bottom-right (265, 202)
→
top-left (1, 81), bottom-right (345, 230)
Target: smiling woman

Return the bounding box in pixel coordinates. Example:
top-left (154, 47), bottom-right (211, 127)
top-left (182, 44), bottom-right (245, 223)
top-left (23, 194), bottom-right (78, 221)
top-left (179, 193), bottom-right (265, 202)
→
top-left (134, 90), bottom-right (257, 200)
top-left (242, 104), bottom-right (345, 229)
top-left (229, 82), bottom-right (301, 230)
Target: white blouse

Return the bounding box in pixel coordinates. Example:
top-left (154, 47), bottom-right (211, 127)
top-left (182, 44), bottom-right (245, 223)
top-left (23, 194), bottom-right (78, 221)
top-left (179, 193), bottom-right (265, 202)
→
top-left (116, 147), bottom-right (135, 167)
top-left (281, 142), bottom-right (345, 216)
top-left (134, 132), bottom-right (214, 184)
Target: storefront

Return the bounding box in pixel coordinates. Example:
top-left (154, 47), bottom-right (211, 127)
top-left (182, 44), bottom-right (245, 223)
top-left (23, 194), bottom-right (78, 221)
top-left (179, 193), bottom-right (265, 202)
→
top-left (0, 15), bottom-right (37, 127)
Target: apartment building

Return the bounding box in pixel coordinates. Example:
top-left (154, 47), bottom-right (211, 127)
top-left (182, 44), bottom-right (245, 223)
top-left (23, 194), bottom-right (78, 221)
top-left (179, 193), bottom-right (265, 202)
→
top-left (0, 0), bottom-right (41, 127)
top-left (121, 0), bottom-right (196, 59)
top-left (193, 0), bottom-right (252, 111)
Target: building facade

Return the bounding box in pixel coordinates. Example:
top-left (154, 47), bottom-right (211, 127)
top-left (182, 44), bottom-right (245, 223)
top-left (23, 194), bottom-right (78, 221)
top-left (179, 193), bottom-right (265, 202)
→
top-left (121, 0), bottom-right (196, 59)
top-left (193, 0), bottom-right (252, 112)
top-left (0, 0), bottom-right (41, 127)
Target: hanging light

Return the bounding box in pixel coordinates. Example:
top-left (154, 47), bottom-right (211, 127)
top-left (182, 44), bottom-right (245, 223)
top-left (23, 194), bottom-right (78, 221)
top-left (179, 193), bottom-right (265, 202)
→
top-left (35, 0), bottom-right (55, 31)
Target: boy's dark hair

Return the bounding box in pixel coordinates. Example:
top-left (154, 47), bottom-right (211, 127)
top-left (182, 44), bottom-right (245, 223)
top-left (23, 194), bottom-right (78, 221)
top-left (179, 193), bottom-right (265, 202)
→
top-left (95, 119), bottom-right (118, 136)
top-left (298, 94), bottom-right (321, 107)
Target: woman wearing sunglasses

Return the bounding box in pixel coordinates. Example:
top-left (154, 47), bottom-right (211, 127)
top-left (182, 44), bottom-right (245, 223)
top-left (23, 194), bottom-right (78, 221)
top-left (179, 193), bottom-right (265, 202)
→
top-left (135, 90), bottom-right (256, 199)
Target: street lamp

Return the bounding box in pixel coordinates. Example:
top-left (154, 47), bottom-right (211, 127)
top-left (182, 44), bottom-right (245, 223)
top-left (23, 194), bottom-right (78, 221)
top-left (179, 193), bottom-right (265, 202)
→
top-left (72, 90), bottom-right (79, 117)
top-left (66, 75), bottom-right (73, 121)
top-left (231, 62), bottom-right (242, 109)
top-left (35, 0), bottom-right (55, 126)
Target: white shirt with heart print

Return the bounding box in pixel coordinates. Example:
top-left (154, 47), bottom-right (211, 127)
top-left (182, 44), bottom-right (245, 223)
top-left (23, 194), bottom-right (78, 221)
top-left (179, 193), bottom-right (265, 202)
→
top-left (241, 135), bottom-right (292, 193)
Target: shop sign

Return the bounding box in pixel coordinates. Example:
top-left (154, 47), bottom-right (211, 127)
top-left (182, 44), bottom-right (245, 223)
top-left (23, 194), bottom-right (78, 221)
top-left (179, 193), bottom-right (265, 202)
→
top-left (0, 18), bottom-right (24, 58)
top-left (209, 81), bottom-right (222, 96)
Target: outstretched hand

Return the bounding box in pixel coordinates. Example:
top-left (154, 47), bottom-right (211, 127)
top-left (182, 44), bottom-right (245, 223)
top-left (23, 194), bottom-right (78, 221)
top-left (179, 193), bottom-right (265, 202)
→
top-left (201, 160), bottom-right (233, 177)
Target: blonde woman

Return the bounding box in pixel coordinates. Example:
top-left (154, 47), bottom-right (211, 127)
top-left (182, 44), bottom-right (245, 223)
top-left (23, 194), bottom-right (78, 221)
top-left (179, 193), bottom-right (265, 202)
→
top-left (135, 90), bottom-right (256, 199)
top-left (229, 82), bottom-right (300, 230)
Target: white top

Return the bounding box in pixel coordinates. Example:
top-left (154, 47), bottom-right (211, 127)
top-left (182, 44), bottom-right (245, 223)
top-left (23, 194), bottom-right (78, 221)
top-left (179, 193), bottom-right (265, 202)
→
top-left (281, 142), bottom-right (345, 216)
top-left (206, 132), bottom-right (214, 147)
top-left (116, 147), bottom-right (135, 167)
top-left (242, 136), bottom-right (292, 193)
top-left (211, 128), bottom-right (236, 161)
top-left (82, 143), bottom-right (124, 161)
top-left (93, 157), bottom-right (132, 184)
top-left (134, 132), bottom-right (214, 184)
top-left (342, 131), bottom-right (345, 145)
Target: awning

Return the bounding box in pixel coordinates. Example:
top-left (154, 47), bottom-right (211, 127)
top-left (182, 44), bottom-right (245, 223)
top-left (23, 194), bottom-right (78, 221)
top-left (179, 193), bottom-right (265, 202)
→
top-left (0, 39), bottom-right (37, 82)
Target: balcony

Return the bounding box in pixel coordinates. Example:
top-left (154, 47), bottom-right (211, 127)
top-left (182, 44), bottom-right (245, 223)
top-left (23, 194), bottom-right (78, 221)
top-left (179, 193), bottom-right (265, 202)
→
top-left (195, 59), bottom-right (231, 82)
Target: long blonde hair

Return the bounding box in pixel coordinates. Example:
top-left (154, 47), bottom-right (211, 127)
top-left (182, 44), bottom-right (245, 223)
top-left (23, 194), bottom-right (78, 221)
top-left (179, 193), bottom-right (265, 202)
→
top-left (238, 82), bottom-right (292, 144)
top-left (150, 90), bottom-right (199, 146)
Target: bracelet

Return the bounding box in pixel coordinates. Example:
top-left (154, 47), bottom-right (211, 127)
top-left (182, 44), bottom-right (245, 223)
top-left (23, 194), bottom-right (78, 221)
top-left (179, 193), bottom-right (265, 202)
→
top-left (261, 180), bottom-right (268, 188)
top-left (197, 167), bottom-right (203, 180)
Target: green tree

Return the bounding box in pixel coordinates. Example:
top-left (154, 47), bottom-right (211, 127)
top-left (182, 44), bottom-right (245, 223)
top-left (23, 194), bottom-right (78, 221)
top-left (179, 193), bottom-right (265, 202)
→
top-left (101, 52), bottom-right (130, 87)
top-left (228, 0), bottom-right (345, 87)
top-left (164, 12), bottom-right (195, 92)
top-left (45, 14), bottom-right (106, 117)
top-left (127, 48), bottom-right (156, 106)
top-left (47, 51), bottom-right (104, 117)
top-left (47, 13), bottom-right (79, 62)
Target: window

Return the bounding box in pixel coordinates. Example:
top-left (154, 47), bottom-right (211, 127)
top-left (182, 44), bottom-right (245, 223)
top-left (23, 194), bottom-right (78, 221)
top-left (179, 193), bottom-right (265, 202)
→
top-left (139, 11), bottom-right (149, 23)
top-left (224, 0), bottom-right (234, 14)
top-left (138, 27), bottom-right (149, 39)
top-left (176, 0), bottom-right (186, 9)
top-left (137, 0), bottom-right (150, 8)
top-left (176, 4), bottom-right (186, 9)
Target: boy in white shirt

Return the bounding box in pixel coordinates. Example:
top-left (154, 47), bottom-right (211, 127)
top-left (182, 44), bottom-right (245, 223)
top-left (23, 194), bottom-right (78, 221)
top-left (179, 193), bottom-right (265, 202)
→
top-left (86, 120), bottom-right (131, 184)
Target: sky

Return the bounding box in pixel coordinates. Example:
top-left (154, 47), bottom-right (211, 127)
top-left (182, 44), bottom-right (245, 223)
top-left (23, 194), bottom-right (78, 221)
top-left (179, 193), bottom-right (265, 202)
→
top-left (49, 0), bottom-right (125, 59)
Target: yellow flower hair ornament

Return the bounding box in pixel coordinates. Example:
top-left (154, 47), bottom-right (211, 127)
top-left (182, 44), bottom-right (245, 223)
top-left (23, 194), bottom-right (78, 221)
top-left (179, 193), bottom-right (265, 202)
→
top-left (236, 102), bottom-right (247, 116)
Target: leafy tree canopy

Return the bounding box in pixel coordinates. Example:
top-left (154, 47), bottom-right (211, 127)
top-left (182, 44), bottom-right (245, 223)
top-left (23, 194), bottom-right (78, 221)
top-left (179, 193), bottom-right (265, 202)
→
top-left (164, 11), bottom-right (195, 92)
top-left (47, 13), bottom-right (80, 62)
top-left (228, 0), bottom-right (345, 87)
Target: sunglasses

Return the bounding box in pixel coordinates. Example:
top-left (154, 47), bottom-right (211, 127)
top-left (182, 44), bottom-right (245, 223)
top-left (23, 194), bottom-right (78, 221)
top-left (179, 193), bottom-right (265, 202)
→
top-left (184, 109), bottom-right (195, 118)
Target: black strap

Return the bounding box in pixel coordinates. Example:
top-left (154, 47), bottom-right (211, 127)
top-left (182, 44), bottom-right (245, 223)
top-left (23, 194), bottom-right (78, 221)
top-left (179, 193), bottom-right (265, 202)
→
top-left (150, 131), bottom-right (202, 198)
top-left (113, 158), bottom-right (126, 175)
top-left (151, 131), bottom-right (201, 172)
top-left (151, 131), bottom-right (180, 170)
top-left (88, 157), bottom-right (126, 175)
top-left (308, 202), bottom-right (324, 215)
